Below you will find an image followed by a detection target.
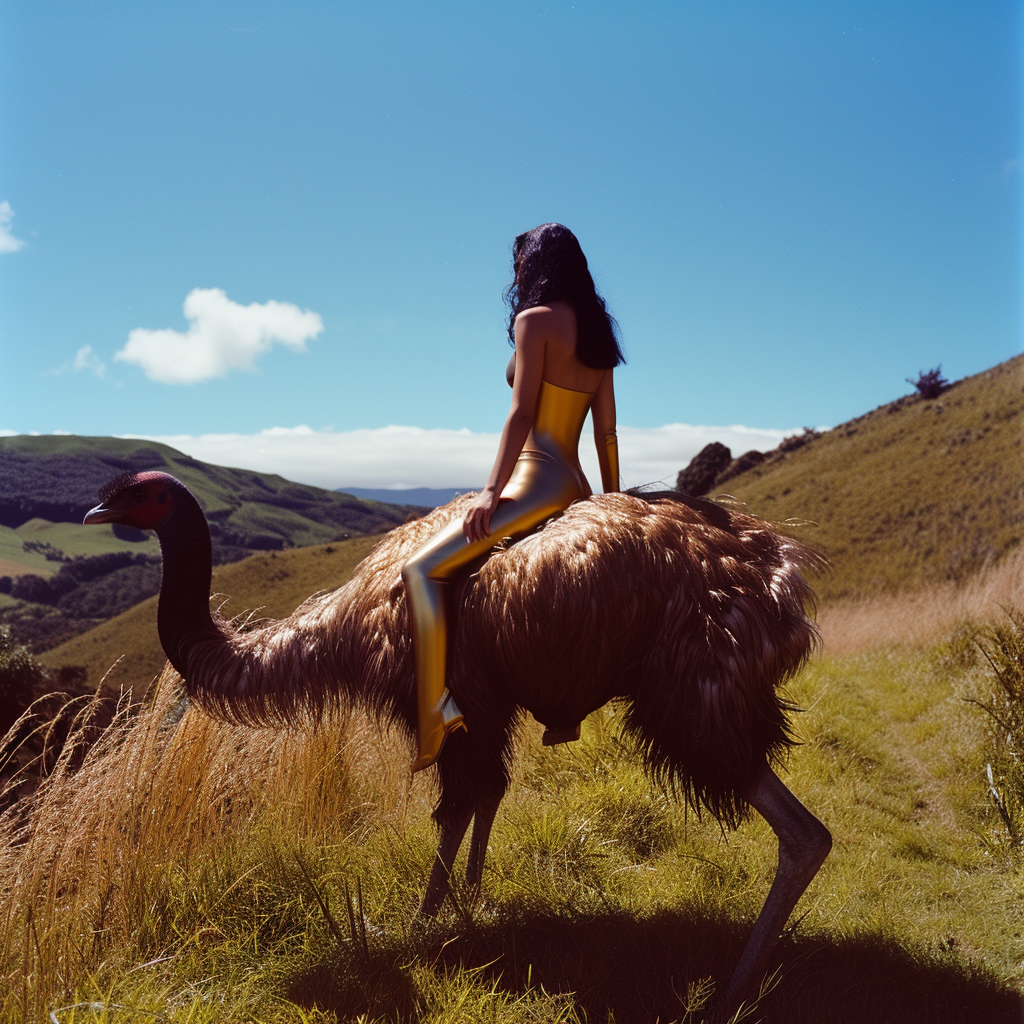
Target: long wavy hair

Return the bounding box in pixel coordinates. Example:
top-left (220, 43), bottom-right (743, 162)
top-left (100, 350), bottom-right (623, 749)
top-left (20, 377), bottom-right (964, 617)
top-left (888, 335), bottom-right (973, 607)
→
top-left (504, 223), bottom-right (625, 369)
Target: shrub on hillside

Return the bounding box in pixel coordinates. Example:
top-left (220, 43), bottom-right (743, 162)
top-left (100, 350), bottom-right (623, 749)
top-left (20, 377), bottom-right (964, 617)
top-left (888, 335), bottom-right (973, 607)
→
top-left (55, 551), bottom-right (157, 588)
top-left (715, 449), bottom-right (767, 486)
top-left (22, 540), bottom-right (69, 562)
top-left (56, 562), bottom-right (163, 619)
top-left (778, 427), bottom-right (823, 452)
top-left (112, 523), bottom-right (149, 543)
top-left (9, 574), bottom-right (57, 604)
top-left (0, 606), bottom-right (102, 654)
top-left (6, 553), bottom-right (161, 608)
top-left (906, 366), bottom-right (949, 400)
top-left (0, 626), bottom-right (84, 733)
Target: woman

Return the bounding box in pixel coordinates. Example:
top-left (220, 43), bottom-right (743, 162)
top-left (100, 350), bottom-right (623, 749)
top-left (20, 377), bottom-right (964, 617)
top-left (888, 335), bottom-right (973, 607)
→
top-left (402, 223), bottom-right (625, 772)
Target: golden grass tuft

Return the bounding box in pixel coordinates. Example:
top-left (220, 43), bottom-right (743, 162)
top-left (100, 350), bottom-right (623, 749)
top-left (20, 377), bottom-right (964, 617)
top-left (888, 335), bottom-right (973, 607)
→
top-left (0, 667), bottom-right (424, 1021)
top-left (819, 545), bottom-right (1024, 655)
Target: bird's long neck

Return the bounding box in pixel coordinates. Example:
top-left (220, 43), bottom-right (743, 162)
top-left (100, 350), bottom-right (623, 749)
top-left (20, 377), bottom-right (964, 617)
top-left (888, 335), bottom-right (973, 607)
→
top-left (155, 489), bottom-right (220, 677)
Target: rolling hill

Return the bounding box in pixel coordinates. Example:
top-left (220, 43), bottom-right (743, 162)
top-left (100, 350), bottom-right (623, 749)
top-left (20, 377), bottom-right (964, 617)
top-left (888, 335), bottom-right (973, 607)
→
top-left (690, 355), bottom-right (1023, 601)
top-left (0, 434), bottom-right (424, 554)
top-left (0, 435), bottom-right (426, 653)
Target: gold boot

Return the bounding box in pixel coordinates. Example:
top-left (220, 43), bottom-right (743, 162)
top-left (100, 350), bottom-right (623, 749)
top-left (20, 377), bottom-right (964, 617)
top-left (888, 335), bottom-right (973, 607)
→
top-left (411, 692), bottom-right (466, 773)
top-left (403, 555), bottom-right (469, 773)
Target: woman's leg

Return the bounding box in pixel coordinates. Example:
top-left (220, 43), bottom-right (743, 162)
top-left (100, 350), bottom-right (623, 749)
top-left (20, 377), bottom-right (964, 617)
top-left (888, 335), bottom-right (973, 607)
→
top-left (402, 455), bottom-right (583, 772)
top-left (402, 522), bottom-right (469, 772)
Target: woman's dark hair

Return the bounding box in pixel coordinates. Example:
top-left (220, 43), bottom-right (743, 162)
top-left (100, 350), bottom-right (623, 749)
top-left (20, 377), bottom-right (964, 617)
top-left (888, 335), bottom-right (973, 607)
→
top-left (504, 223), bottom-right (625, 369)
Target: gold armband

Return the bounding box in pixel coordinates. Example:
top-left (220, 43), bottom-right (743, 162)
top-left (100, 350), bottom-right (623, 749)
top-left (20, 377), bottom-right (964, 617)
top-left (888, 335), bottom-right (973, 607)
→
top-left (598, 430), bottom-right (619, 493)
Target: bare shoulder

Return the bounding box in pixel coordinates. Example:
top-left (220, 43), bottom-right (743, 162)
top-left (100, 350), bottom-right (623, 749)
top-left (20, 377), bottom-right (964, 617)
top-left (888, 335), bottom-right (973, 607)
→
top-left (515, 301), bottom-right (575, 339)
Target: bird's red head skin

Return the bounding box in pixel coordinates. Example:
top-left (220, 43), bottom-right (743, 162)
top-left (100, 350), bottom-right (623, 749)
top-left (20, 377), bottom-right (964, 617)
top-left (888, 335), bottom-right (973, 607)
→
top-left (84, 471), bottom-right (177, 530)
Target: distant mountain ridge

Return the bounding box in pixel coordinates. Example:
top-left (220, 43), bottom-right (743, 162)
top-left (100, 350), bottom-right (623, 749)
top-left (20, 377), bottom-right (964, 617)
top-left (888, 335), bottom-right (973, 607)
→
top-left (337, 485), bottom-right (472, 508)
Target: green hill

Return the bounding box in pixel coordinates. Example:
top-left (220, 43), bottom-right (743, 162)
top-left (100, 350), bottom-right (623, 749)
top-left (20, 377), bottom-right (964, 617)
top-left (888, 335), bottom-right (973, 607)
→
top-left (0, 434), bottom-right (422, 551)
top-left (704, 355), bottom-right (1023, 601)
top-left (0, 435), bottom-right (426, 654)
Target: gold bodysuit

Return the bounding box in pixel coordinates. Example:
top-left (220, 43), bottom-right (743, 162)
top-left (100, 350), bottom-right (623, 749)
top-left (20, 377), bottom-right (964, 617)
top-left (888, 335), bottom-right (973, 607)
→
top-left (402, 378), bottom-right (618, 771)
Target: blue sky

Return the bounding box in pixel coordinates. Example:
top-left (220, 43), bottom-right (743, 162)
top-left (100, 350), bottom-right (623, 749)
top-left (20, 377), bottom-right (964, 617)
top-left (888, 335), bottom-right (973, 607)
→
top-left (0, 1), bottom-right (1019, 489)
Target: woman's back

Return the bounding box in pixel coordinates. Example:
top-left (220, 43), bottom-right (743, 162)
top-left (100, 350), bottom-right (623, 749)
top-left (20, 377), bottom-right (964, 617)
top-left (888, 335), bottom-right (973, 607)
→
top-left (513, 301), bottom-right (606, 393)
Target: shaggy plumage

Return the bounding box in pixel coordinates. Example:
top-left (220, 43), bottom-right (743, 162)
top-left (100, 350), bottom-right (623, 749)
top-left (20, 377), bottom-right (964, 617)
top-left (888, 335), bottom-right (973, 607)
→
top-left (127, 480), bottom-right (823, 828)
top-left (85, 472), bottom-right (832, 1014)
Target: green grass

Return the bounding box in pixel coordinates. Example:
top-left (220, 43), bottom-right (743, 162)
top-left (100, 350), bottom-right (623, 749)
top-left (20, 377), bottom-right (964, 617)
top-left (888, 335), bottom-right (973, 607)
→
top-left (4, 633), bottom-right (1022, 1023)
top-left (721, 355), bottom-right (1023, 601)
top-left (15, 518), bottom-right (160, 559)
top-left (0, 525), bottom-right (55, 578)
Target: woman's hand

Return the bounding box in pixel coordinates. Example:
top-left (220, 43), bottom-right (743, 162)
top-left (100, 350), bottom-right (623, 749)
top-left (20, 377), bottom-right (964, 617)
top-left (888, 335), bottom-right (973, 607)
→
top-left (463, 487), bottom-right (501, 543)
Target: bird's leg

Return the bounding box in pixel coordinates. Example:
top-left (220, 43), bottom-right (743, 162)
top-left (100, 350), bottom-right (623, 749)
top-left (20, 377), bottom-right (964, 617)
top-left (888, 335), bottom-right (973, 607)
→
top-left (717, 765), bottom-right (832, 1018)
top-left (419, 806), bottom-right (474, 917)
top-left (466, 790), bottom-right (503, 889)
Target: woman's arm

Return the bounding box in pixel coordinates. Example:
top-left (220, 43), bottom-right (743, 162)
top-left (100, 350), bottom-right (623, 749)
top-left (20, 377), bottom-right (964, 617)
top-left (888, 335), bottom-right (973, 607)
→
top-left (592, 369), bottom-right (619, 493)
top-left (463, 311), bottom-right (546, 541)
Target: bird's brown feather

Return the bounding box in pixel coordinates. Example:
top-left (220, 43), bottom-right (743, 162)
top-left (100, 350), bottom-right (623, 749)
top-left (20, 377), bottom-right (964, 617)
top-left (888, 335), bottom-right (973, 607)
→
top-left (179, 489), bottom-right (824, 826)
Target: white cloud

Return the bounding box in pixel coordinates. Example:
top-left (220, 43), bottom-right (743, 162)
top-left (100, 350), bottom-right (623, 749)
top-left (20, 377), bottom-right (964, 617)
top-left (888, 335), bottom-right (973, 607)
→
top-left (43, 344), bottom-right (109, 378)
top-left (0, 201), bottom-right (25, 253)
top-left (123, 421), bottom-right (803, 491)
top-left (73, 345), bottom-right (106, 377)
top-left (115, 288), bottom-right (323, 384)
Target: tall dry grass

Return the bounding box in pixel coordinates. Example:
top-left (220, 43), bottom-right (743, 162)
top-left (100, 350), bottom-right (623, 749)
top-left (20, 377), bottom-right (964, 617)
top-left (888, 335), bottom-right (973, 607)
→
top-left (0, 669), bottom-right (421, 1020)
top-left (819, 546), bottom-right (1024, 655)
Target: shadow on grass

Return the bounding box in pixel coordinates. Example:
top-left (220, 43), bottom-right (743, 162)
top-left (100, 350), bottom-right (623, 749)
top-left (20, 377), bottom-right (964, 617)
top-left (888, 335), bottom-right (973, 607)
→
top-left (286, 945), bottom-right (419, 1022)
top-left (286, 906), bottom-right (1021, 1023)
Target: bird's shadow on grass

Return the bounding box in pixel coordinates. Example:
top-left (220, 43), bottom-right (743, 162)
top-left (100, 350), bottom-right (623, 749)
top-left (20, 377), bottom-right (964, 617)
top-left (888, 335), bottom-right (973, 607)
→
top-left (286, 906), bottom-right (1021, 1023)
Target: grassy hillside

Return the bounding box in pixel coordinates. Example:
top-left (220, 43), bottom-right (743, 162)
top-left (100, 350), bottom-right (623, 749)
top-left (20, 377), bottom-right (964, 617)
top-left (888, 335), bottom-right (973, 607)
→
top-left (714, 355), bottom-right (1023, 601)
top-left (0, 520), bottom-right (161, 581)
top-left (39, 534), bottom-right (382, 693)
top-left (16, 516), bottom-right (161, 558)
top-left (0, 434), bottom-right (422, 552)
top-left (0, 435), bottom-right (425, 654)
top-left (0, 525), bottom-right (56, 578)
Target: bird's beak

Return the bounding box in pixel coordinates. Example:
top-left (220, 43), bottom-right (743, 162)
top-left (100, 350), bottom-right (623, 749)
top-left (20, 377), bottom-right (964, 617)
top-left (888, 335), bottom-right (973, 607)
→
top-left (84, 502), bottom-right (120, 525)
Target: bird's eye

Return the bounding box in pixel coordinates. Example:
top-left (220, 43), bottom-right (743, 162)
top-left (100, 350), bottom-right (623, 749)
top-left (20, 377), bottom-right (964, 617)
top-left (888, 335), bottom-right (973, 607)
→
top-left (131, 485), bottom-right (147, 500)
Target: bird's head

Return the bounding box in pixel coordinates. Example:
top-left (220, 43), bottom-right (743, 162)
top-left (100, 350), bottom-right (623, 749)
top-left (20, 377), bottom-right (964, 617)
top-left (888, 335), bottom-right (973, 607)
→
top-left (84, 471), bottom-right (181, 532)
